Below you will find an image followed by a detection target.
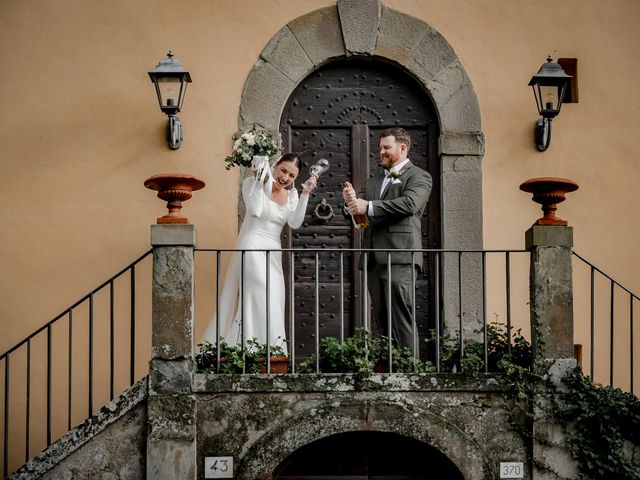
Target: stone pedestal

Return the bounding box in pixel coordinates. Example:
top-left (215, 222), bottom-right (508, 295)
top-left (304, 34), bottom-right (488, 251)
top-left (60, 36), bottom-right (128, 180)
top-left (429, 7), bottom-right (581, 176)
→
top-left (147, 224), bottom-right (197, 480)
top-left (526, 225), bottom-right (578, 479)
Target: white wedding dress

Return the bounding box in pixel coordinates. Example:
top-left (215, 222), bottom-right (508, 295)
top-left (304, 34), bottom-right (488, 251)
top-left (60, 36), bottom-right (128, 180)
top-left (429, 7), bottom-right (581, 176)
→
top-left (201, 173), bottom-right (308, 354)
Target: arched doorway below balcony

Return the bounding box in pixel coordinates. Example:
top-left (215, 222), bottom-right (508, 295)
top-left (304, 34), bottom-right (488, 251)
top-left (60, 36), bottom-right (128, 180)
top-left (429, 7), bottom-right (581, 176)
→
top-left (272, 431), bottom-right (464, 479)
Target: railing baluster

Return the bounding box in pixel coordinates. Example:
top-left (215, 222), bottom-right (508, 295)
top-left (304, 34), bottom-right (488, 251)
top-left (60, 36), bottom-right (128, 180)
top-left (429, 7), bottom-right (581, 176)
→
top-left (216, 251), bottom-right (221, 374)
top-left (482, 252), bottom-right (488, 373)
top-left (506, 251), bottom-right (512, 356)
top-left (363, 252), bottom-right (369, 363)
top-left (4, 354), bottom-right (9, 478)
top-left (129, 266), bottom-right (136, 386)
top-left (290, 251), bottom-right (296, 373)
top-left (266, 250), bottom-right (271, 374)
top-left (387, 252), bottom-right (393, 373)
top-left (68, 310), bottom-right (73, 431)
top-left (25, 339), bottom-right (31, 462)
top-left (315, 252), bottom-right (320, 374)
top-left (458, 251), bottom-right (463, 372)
top-left (339, 252), bottom-right (344, 345)
top-left (630, 294), bottom-right (634, 395)
top-left (109, 281), bottom-right (114, 400)
top-left (610, 280), bottom-right (614, 387)
top-left (47, 324), bottom-right (52, 447)
top-left (89, 294), bottom-right (94, 417)
top-left (241, 252), bottom-right (246, 374)
top-left (590, 266), bottom-right (595, 380)
top-left (435, 251), bottom-right (441, 373)
top-left (411, 255), bottom-right (417, 362)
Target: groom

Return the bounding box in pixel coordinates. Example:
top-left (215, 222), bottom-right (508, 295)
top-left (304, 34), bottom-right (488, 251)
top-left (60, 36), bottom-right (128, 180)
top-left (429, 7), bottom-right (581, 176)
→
top-left (343, 127), bottom-right (432, 352)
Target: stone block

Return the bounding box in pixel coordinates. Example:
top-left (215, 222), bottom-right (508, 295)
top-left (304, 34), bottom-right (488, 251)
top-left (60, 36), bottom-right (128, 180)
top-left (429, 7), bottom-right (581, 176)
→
top-left (242, 59), bottom-right (294, 106)
top-left (152, 247), bottom-right (194, 359)
top-left (375, 6), bottom-right (431, 65)
top-left (440, 132), bottom-right (485, 156)
top-left (150, 358), bottom-right (193, 394)
top-left (406, 28), bottom-right (457, 84)
top-left (337, 0), bottom-right (380, 55)
top-left (260, 27), bottom-right (314, 83)
top-left (437, 88), bottom-right (482, 135)
top-left (288, 6), bottom-right (345, 66)
top-left (425, 60), bottom-right (469, 108)
top-left (151, 224), bottom-right (196, 247)
top-left (147, 394), bottom-right (196, 478)
top-left (525, 225), bottom-right (573, 248)
top-left (148, 394), bottom-right (196, 441)
top-left (441, 250), bottom-right (485, 340)
top-left (529, 245), bottom-right (574, 360)
top-left (239, 92), bottom-right (282, 131)
top-left (146, 439), bottom-right (195, 480)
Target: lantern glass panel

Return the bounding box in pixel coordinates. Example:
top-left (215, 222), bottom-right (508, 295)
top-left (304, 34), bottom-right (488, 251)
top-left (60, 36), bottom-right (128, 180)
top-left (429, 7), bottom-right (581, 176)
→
top-left (156, 77), bottom-right (184, 110)
top-left (540, 85), bottom-right (558, 111)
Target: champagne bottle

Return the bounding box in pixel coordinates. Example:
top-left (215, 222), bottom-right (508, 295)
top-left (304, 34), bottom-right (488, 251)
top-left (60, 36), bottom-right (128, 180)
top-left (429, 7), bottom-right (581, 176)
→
top-left (344, 182), bottom-right (369, 230)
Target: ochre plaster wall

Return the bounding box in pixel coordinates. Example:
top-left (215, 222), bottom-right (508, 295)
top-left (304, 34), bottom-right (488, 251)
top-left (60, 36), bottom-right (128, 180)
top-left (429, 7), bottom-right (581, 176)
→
top-left (1, 0), bottom-right (639, 469)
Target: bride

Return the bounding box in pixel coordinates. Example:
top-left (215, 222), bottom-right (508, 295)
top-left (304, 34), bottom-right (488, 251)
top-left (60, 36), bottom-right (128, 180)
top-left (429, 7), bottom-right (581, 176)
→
top-left (201, 153), bottom-right (317, 353)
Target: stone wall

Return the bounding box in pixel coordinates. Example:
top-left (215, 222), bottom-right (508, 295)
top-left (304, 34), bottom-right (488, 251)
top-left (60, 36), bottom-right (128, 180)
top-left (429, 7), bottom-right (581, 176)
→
top-left (10, 380), bottom-right (147, 480)
top-left (193, 374), bottom-right (529, 480)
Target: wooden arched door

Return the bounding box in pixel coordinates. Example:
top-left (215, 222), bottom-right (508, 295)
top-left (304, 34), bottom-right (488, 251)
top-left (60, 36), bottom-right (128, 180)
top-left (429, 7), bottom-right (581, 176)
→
top-left (280, 58), bottom-right (440, 360)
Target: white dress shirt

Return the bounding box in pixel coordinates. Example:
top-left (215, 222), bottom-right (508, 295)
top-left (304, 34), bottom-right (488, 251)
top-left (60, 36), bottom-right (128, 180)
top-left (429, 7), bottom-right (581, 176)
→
top-left (369, 158), bottom-right (410, 216)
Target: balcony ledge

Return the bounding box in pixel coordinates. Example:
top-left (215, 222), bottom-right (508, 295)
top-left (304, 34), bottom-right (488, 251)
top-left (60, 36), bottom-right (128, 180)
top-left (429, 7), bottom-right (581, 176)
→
top-left (192, 372), bottom-right (515, 394)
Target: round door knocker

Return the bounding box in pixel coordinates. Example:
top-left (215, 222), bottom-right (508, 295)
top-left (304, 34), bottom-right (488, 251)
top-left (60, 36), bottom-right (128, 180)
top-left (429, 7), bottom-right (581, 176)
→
top-left (313, 198), bottom-right (335, 222)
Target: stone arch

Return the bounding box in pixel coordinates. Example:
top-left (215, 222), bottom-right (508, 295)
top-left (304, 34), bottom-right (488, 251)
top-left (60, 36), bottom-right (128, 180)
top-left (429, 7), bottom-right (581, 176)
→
top-left (234, 398), bottom-right (491, 479)
top-left (238, 0), bottom-right (485, 331)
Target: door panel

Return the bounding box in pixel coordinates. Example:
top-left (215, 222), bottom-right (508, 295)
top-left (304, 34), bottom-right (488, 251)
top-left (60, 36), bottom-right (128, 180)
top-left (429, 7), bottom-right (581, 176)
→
top-left (280, 58), bottom-right (440, 360)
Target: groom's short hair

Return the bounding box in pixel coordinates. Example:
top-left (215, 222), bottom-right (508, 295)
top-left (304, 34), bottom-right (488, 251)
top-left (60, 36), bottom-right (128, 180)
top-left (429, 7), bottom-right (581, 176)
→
top-left (380, 127), bottom-right (411, 152)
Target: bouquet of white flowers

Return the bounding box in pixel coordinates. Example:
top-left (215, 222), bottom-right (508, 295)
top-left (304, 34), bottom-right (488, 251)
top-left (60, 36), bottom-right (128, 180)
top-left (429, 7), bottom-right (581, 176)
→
top-left (225, 125), bottom-right (283, 170)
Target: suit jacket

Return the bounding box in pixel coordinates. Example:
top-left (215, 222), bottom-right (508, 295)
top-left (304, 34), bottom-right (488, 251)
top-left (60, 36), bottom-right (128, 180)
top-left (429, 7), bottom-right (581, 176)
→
top-left (363, 161), bottom-right (432, 270)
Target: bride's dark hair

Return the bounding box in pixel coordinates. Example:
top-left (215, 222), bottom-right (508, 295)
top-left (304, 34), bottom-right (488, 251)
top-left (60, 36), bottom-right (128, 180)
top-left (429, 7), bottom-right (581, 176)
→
top-left (276, 153), bottom-right (302, 170)
top-left (274, 153), bottom-right (302, 190)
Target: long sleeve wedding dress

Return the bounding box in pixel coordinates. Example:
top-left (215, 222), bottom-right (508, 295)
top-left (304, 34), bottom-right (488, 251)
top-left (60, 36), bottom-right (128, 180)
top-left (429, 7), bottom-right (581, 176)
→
top-left (201, 174), bottom-right (308, 353)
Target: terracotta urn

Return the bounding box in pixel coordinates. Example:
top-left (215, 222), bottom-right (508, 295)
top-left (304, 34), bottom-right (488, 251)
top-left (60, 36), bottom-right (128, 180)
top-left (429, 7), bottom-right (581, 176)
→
top-left (144, 173), bottom-right (205, 224)
top-left (519, 177), bottom-right (579, 226)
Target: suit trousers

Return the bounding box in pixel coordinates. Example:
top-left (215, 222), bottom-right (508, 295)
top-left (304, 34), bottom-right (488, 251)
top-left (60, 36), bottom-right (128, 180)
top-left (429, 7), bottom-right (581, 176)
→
top-left (367, 261), bottom-right (417, 352)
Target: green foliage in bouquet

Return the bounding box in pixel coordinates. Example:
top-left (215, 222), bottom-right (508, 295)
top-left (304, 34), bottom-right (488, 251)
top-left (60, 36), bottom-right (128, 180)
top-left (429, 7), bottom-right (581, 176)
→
top-left (225, 125), bottom-right (282, 170)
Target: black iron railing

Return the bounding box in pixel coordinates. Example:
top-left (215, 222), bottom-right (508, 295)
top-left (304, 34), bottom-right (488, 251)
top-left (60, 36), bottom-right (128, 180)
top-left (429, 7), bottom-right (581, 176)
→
top-left (4, 246), bottom-right (638, 477)
top-left (194, 248), bottom-right (531, 375)
top-left (0, 250), bottom-right (152, 478)
top-left (572, 251), bottom-right (638, 394)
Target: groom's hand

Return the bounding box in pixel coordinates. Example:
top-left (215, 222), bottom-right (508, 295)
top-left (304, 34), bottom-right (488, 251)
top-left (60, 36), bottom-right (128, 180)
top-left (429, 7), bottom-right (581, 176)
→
top-left (343, 183), bottom-right (368, 215)
top-left (348, 198), bottom-right (368, 215)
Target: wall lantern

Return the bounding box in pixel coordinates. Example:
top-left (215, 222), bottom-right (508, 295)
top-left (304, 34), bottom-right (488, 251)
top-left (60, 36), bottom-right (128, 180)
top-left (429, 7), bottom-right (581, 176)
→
top-left (148, 51), bottom-right (192, 150)
top-left (528, 56), bottom-right (572, 152)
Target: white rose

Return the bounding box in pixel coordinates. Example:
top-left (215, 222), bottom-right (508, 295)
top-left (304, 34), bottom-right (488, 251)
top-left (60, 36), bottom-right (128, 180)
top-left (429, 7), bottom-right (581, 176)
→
top-left (245, 134), bottom-right (256, 146)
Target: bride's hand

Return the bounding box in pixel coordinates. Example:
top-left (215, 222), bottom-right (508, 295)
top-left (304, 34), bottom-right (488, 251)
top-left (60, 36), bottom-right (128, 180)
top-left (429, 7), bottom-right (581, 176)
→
top-left (301, 176), bottom-right (318, 194)
top-left (251, 157), bottom-right (269, 176)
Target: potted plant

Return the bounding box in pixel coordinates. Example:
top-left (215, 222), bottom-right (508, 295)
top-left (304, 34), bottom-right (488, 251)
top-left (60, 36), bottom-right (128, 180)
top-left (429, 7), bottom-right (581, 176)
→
top-left (196, 338), bottom-right (289, 374)
top-left (298, 328), bottom-right (435, 375)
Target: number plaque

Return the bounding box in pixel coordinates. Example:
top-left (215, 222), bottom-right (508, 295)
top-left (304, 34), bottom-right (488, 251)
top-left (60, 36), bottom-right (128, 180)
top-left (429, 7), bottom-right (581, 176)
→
top-left (500, 462), bottom-right (524, 479)
top-left (204, 456), bottom-right (233, 479)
